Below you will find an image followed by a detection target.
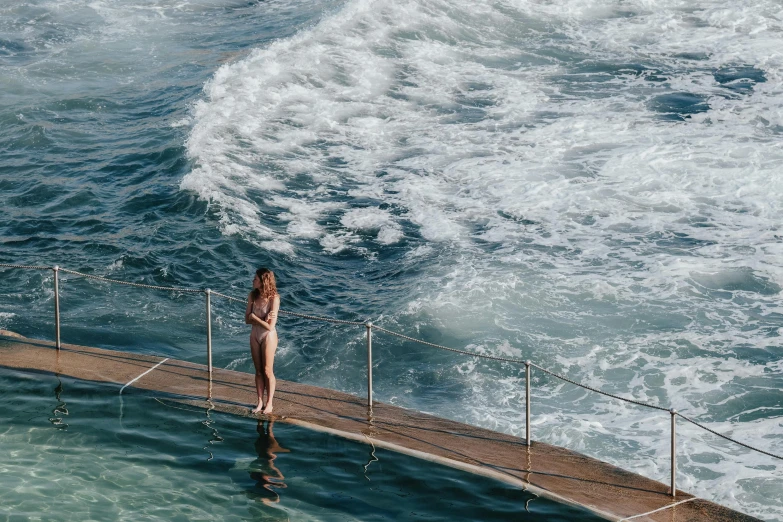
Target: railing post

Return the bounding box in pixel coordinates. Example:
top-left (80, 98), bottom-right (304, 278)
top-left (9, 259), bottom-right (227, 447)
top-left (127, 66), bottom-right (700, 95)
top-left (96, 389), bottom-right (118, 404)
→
top-left (525, 360), bottom-right (531, 446)
top-left (670, 408), bottom-right (677, 497)
top-left (53, 266), bottom-right (61, 350)
top-left (366, 322), bottom-right (373, 409)
top-left (205, 289), bottom-right (212, 378)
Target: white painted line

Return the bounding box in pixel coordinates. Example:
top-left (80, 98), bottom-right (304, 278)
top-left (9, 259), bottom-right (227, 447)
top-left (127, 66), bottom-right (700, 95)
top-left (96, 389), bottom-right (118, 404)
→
top-left (619, 497), bottom-right (697, 521)
top-left (119, 358), bottom-right (169, 395)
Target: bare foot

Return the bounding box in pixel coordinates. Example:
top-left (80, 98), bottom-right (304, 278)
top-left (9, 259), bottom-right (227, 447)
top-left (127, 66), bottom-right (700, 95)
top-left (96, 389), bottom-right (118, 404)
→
top-left (252, 403), bottom-right (265, 414)
top-left (262, 403), bottom-right (273, 415)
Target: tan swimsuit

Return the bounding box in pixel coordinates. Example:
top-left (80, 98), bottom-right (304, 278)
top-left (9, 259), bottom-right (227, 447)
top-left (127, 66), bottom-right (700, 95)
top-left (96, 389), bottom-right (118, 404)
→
top-left (251, 296), bottom-right (276, 343)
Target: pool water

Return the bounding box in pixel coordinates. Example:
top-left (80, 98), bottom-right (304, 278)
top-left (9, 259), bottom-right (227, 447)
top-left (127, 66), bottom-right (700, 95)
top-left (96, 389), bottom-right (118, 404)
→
top-left (0, 367), bottom-right (604, 521)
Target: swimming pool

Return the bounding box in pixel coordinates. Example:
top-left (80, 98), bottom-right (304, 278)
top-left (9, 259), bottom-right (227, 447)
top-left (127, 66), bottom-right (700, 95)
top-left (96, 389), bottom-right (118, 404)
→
top-left (0, 367), bottom-right (605, 521)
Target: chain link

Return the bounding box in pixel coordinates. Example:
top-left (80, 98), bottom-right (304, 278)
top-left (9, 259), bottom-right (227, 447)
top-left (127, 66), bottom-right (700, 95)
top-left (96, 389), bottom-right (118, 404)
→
top-left (0, 262), bottom-right (52, 271)
top-left (374, 326), bottom-right (668, 412)
top-left (60, 268), bottom-right (203, 293)
top-left (676, 412), bottom-right (783, 461)
top-left (210, 290), bottom-right (244, 303)
top-left (529, 362), bottom-right (670, 412)
top-left (372, 325), bottom-right (529, 364)
top-left (278, 310), bottom-right (365, 326)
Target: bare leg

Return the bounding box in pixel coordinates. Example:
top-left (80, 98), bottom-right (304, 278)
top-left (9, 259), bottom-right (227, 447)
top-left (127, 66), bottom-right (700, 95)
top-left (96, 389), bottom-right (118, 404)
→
top-left (261, 331), bottom-right (278, 415)
top-left (250, 336), bottom-right (265, 413)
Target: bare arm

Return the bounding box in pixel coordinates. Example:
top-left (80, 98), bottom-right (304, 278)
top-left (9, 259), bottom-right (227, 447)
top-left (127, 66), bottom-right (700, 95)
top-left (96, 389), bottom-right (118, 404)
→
top-left (244, 294), bottom-right (254, 325)
top-left (246, 294), bottom-right (279, 331)
top-left (266, 295), bottom-right (280, 329)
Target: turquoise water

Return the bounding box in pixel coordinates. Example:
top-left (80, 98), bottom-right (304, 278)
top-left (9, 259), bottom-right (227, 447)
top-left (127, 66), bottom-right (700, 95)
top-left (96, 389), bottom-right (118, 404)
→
top-left (1, 0), bottom-right (782, 519)
top-left (0, 367), bottom-right (604, 521)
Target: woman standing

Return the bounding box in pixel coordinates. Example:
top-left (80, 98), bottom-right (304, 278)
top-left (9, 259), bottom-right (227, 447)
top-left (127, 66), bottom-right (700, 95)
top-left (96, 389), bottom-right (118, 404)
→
top-left (246, 268), bottom-right (280, 414)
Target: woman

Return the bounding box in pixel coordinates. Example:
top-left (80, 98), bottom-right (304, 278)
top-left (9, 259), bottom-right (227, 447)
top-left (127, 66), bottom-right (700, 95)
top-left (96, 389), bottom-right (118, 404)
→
top-left (245, 268), bottom-right (280, 414)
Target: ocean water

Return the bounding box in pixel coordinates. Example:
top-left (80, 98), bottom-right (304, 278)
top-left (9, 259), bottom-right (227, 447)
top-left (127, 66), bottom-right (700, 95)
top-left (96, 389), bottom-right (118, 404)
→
top-left (0, 0), bottom-right (782, 519)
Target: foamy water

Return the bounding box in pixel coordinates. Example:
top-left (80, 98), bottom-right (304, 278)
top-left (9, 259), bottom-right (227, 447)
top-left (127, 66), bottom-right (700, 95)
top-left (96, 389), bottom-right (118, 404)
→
top-left (182, 0), bottom-right (783, 518)
top-left (0, 0), bottom-right (781, 518)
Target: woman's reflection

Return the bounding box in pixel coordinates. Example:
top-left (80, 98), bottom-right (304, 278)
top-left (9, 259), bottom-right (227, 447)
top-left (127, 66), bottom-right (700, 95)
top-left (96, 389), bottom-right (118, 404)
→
top-left (248, 419), bottom-right (289, 504)
top-left (49, 352), bottom-right (68, 429)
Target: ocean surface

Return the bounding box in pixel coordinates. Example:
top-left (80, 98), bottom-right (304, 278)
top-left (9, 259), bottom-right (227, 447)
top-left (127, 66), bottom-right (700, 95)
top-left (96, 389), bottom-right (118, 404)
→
top-left (0, 0), bottom-right (782, 519)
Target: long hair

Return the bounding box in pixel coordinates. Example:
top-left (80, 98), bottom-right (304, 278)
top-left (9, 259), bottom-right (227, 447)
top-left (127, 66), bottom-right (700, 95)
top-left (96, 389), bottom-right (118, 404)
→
top-left (252, 268), bottom-right (277, 300)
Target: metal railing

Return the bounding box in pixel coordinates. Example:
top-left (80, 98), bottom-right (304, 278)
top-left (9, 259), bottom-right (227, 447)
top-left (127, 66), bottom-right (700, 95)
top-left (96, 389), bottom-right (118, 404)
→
top-left (1, 261), bottom-right (781, 498)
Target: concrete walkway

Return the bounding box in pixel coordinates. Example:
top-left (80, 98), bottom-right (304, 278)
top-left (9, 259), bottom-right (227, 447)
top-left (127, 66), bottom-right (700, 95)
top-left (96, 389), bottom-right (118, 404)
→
top-left (0, 333), bottom-right (759, 522)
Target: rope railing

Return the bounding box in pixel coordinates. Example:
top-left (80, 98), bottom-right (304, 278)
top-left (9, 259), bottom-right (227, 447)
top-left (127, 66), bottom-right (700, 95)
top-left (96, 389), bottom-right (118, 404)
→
top-left (60, 268), bottom-right (204, 293)
top-left (277, 310), bottom-right (366, 326)
top-left (209, 290), bottom-right (243, 303)
top-left (372, 325), bottom-right (529, 364)
top-left (529, 362), bottom-right (670, 412)
top-left (370, 324), bottom-right (780, 465)
top-left (676, 412), bottom-right (783, 461)
top-left (0, 262), bottom-right (52, 271)
top-left (2, 261), bottom-right (781, 492)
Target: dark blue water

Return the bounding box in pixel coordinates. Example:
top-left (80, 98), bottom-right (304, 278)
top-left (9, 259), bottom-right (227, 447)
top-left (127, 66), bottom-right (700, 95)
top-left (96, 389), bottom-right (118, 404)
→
top-left (0, 0), bottom-right (781, 519)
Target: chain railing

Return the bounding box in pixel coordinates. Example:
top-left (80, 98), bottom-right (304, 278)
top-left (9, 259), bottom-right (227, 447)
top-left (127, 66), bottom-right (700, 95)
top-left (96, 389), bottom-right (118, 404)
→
top-left (1, 262), bottom-right (781, 498)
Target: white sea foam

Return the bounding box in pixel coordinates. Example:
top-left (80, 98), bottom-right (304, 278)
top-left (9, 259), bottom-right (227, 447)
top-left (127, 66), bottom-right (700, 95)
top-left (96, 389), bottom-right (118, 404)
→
top-left (182, 0), bottom-right (783, 517)
top-left (0, 312), bottom-right (16, 328)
